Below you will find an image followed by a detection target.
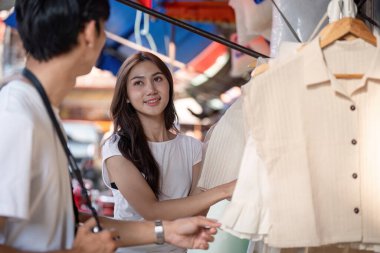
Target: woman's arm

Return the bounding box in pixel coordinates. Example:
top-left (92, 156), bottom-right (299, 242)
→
top-left (188, 163), bottom-right (209, 216)
top-left (106, 156), bottom-right (235, 220)
top-left (189, 162), bottom-right (202, 196)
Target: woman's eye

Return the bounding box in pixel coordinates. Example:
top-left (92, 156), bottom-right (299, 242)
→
top-left (133, 81), bottom-right (143, 86)
top-left (155, 76), bottom-right (163, 82)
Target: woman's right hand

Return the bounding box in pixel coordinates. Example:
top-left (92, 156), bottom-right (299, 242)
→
top-left (72, 218), bottom-right (118, 253)
top-left (219, 179), bottom-right (237, 200)
top-left (164, 216), bottom-right (220, 250)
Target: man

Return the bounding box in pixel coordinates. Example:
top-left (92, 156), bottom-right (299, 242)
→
top-left (0, 1), bottom-right (219, 252)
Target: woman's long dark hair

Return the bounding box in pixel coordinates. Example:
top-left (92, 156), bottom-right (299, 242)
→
top-left (110, 52), bottom-right (178, 198)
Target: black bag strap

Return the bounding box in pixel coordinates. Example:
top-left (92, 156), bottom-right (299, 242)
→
top-left (21, 68), bottom-right (102, 232)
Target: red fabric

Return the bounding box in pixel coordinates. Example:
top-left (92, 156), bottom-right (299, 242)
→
top-left (139, 0), bottom-right (152, 8)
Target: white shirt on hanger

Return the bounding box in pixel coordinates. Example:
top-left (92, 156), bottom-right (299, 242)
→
top-left (198, 97), bottom-right (245, 190)
top-left (222, 35), bottom-right (380, 248)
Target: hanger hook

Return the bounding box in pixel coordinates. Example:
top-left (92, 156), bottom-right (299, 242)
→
top-left (327, 0), bottom-right (357, 23)
top-left (339, 0), bottom-right (344, 19)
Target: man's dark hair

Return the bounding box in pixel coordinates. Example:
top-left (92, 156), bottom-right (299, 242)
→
top-left (15, 0), bottom-right (110, 61)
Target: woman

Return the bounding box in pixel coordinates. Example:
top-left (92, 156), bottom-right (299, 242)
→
top-left (102, 52), bottom-right (235, 253)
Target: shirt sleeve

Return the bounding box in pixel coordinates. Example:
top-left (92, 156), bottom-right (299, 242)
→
top-left (101, 136), bottom-right (123, 188)
top-left (0, 113), bottom-right (34, 220)
top-left (191, 137), bottom-right (202, 165)
top-left (102, 136), bottom-right (123, 161)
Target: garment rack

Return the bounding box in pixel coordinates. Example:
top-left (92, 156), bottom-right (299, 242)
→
top-left (116, 0), bottom-right (270, 59)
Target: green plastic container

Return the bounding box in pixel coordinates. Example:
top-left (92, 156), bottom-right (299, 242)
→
top-left (188, 200), bottom-right (249, 253)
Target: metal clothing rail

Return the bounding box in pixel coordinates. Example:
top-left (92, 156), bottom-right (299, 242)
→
top-left (116, 0), bottom-right (269, 59)
top-left (356, 0), bottom-right (380, 29)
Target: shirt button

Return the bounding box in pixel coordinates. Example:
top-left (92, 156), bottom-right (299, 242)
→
top-left (354, 207), bottom-right (360, 214)
top-left (350, 105), bottom-right (356, 111)
top-left (351, 139), bottom-right (357, 145)
top-left (352, 173), bottom-right (358, 179)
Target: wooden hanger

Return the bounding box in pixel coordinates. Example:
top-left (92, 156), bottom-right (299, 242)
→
top-left (319, 17), bottom-right (376, 48)
top-left (251, 63), bottom-right (269, 78)
top-left (248, 59), bottom-right (258, 70)
top-left (319, 17), bottom-right (377, 79)
top-left (251, 17), bottom-right (377, 79)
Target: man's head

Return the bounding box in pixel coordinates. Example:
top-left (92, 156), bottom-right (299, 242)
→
top-left (15, 0), bottom-right (110, 62)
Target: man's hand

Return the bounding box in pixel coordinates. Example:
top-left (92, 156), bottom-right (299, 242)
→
top-left (72, 218), bottom-right (118, 253)
top-left (163, 216), bottom-right (221, 250)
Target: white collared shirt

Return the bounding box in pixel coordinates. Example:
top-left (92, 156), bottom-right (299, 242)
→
top-left (225, 36), bottom-right (380, 248)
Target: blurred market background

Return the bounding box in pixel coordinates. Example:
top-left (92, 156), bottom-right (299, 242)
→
top-left (0, 0), bottom-right (271, 193)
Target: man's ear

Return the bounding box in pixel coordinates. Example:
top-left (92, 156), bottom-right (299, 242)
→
top-left (82, 20), bottom-right (98, 48)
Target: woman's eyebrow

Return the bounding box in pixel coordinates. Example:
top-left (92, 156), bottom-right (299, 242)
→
top-left (130, 75), bottom-right (144, 81)
top-left (152, 72), bottom-right (163, 76)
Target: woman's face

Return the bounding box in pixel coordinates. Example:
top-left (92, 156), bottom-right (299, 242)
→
top-left (126, 61), bottom-right (170, 119)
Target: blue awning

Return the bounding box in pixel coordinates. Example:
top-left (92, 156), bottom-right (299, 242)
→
top-left (3, 10), bottom-right (16, 28)
top-left (98, 0), bottom-right (218, 75)
top-left (4, 0), bottom-right (218, 76)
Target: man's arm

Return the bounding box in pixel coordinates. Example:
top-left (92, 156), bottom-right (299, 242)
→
top-left (0, 214), bottom-right (220, 253)
top-left (0, 217), bottom-right (117, 253)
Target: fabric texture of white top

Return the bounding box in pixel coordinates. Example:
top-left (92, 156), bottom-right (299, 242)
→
top-left (0, 80), bottom-right (75, 251)
top-left (221, 41), bottom-right (301, 243)
top-left (225, 36), bottom-right (380, 248)
top-left (102, 134), bottom-right (202, 253)
top-left (197, 97), bottom-right (244, 190)
top-left (221, 133), bottom-right (270, 242)
top-left (198, 41), bottom-right (300, 193)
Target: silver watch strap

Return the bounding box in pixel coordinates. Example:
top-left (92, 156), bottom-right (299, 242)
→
top-left (154, 220), bottom-right (165, 245)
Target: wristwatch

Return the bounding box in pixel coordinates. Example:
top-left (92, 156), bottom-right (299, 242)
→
top-left (154, 220), bottom-right (165, 245)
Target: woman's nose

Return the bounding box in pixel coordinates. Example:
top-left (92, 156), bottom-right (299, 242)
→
top-left (146, 81), bottom-right (158, 95)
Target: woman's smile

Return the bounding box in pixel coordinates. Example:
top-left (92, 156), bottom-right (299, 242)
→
top-left (144, 97), bottom-right (161, 106)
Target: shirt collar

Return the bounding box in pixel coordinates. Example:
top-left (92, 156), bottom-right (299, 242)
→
top-left (302, 38), bottom-right (330, 87)
top-left (302, 34), bottom-right (380, 87)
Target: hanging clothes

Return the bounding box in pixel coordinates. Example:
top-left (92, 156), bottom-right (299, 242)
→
top-left (220, 41), bottom-right (300, 242)
top-left (198, 97), bottom-right (245, 190)
top-left (200, 41), bottom-right (300, 193)
top-left (220, 133), bottom-right (270, 241)
top-left (222, 34), bottom-right (380, 248)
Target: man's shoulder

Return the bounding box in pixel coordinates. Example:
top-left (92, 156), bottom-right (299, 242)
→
top-left (1, 78), bottom-right (30, 90)
top-left (0, 80), bottom-right (46, 135)
top-left (0, 79), bottom-right (41, 115)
